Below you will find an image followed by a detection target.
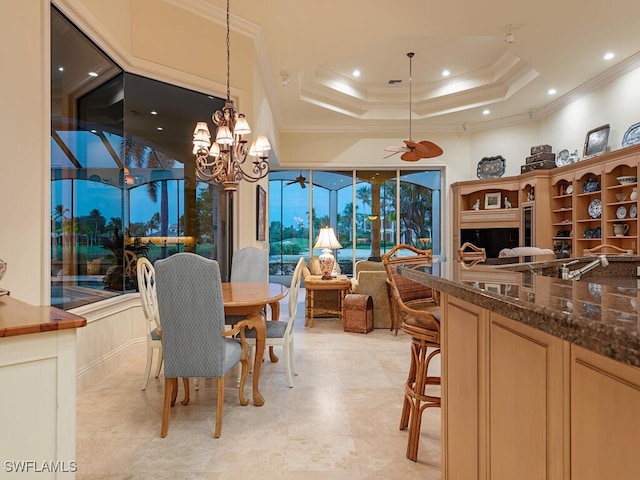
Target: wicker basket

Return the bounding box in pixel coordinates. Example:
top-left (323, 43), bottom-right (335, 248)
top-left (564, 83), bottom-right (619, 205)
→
top-left (343, 294), bottom-right (373, 333)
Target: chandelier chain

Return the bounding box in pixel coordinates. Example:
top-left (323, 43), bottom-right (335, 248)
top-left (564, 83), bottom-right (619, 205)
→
top-left (226, 0), bottom-right (230, 101)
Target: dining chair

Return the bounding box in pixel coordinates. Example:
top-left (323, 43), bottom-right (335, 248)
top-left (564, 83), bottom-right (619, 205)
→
top-left (154, 252), bottom-right (251, 438)
top-left (230, 246), bottom-right (268, 282)
top-left (226, 246), bottom-right (269, 326)
top-left (245, 257), bottom-right (304, 387)
top-left (136, 257), bottom-right (163, 391)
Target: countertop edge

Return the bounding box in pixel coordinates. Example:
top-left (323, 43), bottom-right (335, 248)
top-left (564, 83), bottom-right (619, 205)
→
top-left (402, 268), bottom-right (640, 368)
top-left (0, 296), bottom-right (87, 338)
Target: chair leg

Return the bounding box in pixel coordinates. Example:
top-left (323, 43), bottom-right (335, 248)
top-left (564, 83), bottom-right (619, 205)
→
top-left (214, 377), bottom-right (224, 438)
top-left (181, 377), bottom-right (190, 406)
top-left (154, 347), bottom-right (163, 378)
top-left (160, 377), bottom-right (177, 438)
top-left (401, 336), bottom-right (441, 461)
top-left (238, 356), bottom-right (249, 406)
top-left (283, 343), bottom-right (294, 388)
top-left (289, 338), bottom-right (298, 376)
top-left (141, 345), bottom-right (153, 390)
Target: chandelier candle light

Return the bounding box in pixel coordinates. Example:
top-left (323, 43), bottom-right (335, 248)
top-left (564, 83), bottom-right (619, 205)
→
top-left (313, 227), bottom-right (342, 280)
top-left (192, 0), bottom-right (270, 193)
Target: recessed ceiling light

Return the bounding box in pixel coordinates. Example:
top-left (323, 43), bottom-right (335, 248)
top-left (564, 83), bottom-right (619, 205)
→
top-left (150, 111), bottom-right (158, 115)
top-left (442, 70), bottom-right (450, 77)
top-left (58, 66), bottom-right (64, 72)
top-left (548, 88), bottom-right (557, 95)
top-left (88, 72), bottom-right (98, 77)
top-left (156, 127), bottom-right (163, 131)
top-left (352, 69), bottom-right (360, 77)
top-left (482, 109), bottom-right (490, 115)
top-left (603, 52), bottom-right (615, 60)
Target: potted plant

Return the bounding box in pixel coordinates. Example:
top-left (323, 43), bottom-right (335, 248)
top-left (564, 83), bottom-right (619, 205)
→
top-left (101, 229), bottom-right (152, 291)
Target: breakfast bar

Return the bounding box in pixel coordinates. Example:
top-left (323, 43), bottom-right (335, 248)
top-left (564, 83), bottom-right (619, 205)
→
top-left (401, 256), bottom-right (640, 480)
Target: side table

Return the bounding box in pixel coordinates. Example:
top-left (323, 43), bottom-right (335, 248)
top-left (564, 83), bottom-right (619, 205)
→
top-left (304, 275), bottom-right (352, 327)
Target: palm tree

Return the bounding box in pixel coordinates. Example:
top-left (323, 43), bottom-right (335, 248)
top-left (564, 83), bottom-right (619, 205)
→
top-left (146, 213), bottom-right (160, 235)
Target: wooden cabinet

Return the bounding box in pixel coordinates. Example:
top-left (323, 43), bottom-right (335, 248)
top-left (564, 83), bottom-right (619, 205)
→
top-left (571, 345), bottom-right (640, 480)
top-left (453, 144), bottom-right (640, 257)
top-left (441, 294), bottom-right (640, 480)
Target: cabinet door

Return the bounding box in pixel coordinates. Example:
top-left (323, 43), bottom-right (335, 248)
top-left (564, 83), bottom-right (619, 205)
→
top-left (489, 313), bottom-right (568, 480)
top-left (571, 345), bottom-right (640, 480)
top-left (442, 294), bottom-right (487, 480)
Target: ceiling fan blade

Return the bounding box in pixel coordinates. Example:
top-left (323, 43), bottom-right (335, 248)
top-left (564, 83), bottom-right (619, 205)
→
top-left (383, 151), bottom-right (400, 159)
top-left (384, 145), bottom-right (409, 153)
top-left (401, 150), bottom-right (421, 162)
top-left (416, 140), bottom-right (444, 158)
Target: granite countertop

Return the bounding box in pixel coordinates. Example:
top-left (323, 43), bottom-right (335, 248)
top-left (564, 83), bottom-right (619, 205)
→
top-left (400, 255), bottom-right (640, 368)
top-left (0, 294), bottom-right (86, 337)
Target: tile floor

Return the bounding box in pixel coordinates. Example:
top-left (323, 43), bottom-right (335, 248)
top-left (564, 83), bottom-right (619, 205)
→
top-left (76, 292), bottom-right (441, 479)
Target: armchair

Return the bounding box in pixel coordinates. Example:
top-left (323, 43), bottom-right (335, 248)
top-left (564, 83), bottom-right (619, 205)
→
top-left (350, 260), bottom-right (390, 328)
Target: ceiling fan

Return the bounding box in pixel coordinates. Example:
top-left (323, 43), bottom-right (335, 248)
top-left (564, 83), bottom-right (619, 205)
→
top-left (286, 171), bottom-right (306, 188)
top-left (384, 52), bottom-right (444, 162)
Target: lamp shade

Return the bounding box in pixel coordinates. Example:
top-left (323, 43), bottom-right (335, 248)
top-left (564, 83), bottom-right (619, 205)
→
top-left (313, 227), bottom-right (342, 250)
top-left (313, 227), bottom-right (342, 280)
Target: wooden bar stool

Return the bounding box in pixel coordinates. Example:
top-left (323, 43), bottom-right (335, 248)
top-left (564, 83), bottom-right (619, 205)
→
top-left (382, 244), bottom-right (441, 461)
top-left (400, 319), bottom-right (441, 462)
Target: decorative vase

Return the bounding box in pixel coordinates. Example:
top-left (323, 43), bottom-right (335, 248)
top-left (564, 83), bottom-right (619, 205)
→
top-left (631, 187), bottom-right (637, 201)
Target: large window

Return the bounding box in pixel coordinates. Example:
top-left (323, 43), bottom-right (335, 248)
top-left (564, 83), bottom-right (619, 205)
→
top-left (51, 7), bottom-right (227, 309)
top-left (268, 169), bottom-right (442, 278)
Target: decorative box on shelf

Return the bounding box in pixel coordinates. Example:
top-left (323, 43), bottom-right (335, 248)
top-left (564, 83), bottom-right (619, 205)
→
top-left (525, 152), bottom-right (556, 164)
top-left (530, 144), bottom-right (552, 155)
top-left (521, 158), bottom-right (556, 173)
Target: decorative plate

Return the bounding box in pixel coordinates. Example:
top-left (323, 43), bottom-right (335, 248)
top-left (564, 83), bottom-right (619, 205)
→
top-left (630, 205), bottom-right (637, 218)
top-left (622, 122), bottom-right (640, 148)
top-left (556, 149), bottom-right (571, 167)
top-left (588, 198), bottom-right (602, 218)
top-left (594, 226), bottom-right (601, 238)
top-left (583, 124), bottom-right (610, 158)
top-left (477, 155), bottom-right (506, 179)
top-left (583, 177), bottom-right (600, 193)
top-left (565, 184), bottom-right (573, 195)
top-left (617, 206), bottom-right (627, 219)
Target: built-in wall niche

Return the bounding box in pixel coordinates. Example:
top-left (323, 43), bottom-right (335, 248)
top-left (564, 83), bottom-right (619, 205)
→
top-left (461, 227), bottom-right (519, 258)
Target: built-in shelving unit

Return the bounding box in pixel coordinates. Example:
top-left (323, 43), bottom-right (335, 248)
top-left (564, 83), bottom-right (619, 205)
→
top-left (452, 144), bottom-right (640, 258)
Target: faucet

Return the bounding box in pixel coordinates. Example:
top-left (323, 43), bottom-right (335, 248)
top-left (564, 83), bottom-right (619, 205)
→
top-left (559, 255), bottom-right (609, 281)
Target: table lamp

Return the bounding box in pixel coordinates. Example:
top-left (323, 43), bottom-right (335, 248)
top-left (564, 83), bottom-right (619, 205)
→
top-left (313, 227), bottom-right (342, 280)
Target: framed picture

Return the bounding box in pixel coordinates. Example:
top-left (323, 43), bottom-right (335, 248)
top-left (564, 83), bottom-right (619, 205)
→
top-left (484, 192), bottom-right (501, 209)
top-left (256, 185), bottom-right (266, 241)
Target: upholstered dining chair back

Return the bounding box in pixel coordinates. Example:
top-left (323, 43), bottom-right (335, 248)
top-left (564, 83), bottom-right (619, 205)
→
top-left (154, 252), bottom-right (250, 438)
top-left (155, 253), bottom-right (234, 378)
top-left (136, 257), bottom-right (163, 390)
top-left (230, 247), bottom-right (268, 283)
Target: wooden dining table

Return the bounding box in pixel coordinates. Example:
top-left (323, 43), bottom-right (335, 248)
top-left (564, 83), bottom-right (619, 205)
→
top-left (222, 282), bottom-right (288, 406)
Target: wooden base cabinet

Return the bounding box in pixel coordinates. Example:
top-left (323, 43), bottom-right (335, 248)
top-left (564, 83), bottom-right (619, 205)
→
top-left (442, 295), bottom-right (639, 479)
top-left (571, 345), bottom-right (640, 480)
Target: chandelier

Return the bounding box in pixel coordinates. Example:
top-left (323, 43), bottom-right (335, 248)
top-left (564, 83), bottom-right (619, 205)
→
top-left (192, 0), bottom-right (270, 193)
